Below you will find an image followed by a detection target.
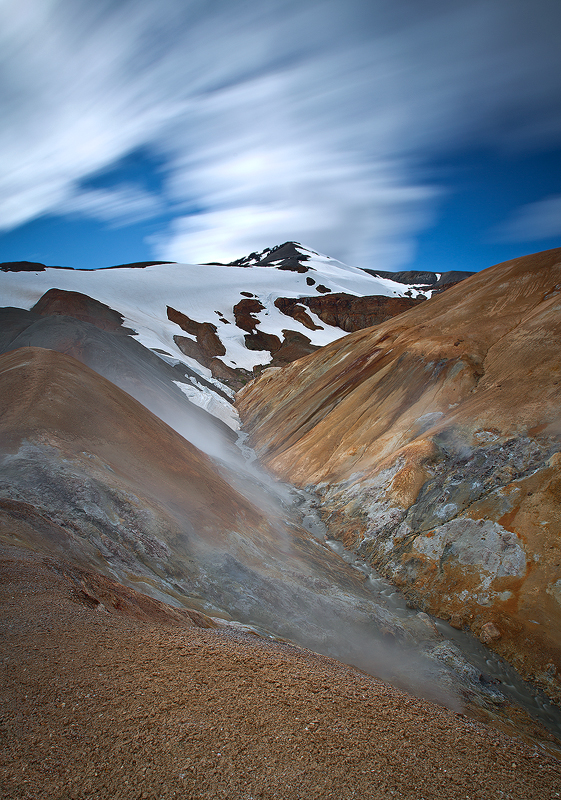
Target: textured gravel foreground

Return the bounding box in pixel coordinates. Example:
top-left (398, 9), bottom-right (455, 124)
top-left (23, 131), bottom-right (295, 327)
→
top-left (1, 546), bottom-right (560, 800)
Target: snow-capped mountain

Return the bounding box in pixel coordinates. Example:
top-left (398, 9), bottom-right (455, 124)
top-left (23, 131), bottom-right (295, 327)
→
top-left (0, 242), bottom-right (434, 408)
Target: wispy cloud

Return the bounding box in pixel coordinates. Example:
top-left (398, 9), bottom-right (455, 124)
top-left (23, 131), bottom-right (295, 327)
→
top-left (491, 195), bottom-right (561, 242)
top-left (1, 0), bottom-right (561, 267)
top-left (54, 184), bottom-right (165, 227)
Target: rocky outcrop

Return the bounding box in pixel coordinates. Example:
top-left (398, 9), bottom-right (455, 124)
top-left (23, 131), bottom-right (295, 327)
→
top-left (232, 298), bottom-right (266, 332)
top-left (275, 293), bottom-right (424, 333)
top-left (237, 246), bottom-right (561, 702)
top-left (225, 241), bottom-right (313, 272)
top-left (31, 287), bottom-right (136, 334)
top-left (167, 306), bottom-right (226, 356)
top-left (167, 305), bottom-right (253, 389)
top-left (268, 330), bottom-right (320, 366)
top-left (361, 268), bottom-right (474, 293)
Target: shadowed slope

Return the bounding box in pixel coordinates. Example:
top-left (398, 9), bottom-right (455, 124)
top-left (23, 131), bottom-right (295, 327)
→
top-left (4, 347), bottom-right (548, 715)
top-left (237, 246), bottom-right (561, 700)
top-left (0, 303), bottom-right (237, 457)
top-left (0, 347), bottom-right (261, 584)
top-left (0, 348), bottom-right (467, 702)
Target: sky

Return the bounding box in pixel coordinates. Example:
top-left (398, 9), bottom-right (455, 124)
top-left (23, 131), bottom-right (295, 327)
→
top-left (1, 0), bottom-right (561, 273)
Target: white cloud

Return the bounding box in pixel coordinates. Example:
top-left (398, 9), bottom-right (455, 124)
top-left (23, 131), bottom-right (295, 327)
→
top-left (1, 0), bottom-right (561, 267)
top-left (54, 184), bottom-right (164, 227)
top-left (491, 195), bottom-right (561, 243)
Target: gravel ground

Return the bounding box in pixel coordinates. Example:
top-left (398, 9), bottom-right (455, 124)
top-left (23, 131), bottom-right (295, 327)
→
top-left (1, 545), bottom-right (560, 800)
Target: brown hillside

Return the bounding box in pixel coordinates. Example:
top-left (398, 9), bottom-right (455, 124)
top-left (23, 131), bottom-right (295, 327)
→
top-left (237, 247), bottom-right (561, 700)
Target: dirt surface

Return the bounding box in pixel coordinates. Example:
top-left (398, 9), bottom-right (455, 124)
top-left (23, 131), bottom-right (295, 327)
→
top-left (1, 545), bottom-right (561, 800)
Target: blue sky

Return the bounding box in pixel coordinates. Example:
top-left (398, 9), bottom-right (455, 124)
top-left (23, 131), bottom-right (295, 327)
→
top-left (1, 0), bottom-right (560, 272)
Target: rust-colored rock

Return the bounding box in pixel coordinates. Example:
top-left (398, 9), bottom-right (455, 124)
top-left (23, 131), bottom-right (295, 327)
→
top-left (31, 287), bottom-right (135, 334)
top-left (233, 297), bottom-right (266, 332)
top-left (237, 246), bottom-right (561, 701)
top-left (244, 330), bottom-right (282, 353)
top-left (167, 306), bottom-right (226, 357)
top-left (276, 292), bottom-right (423, 333)
top-left (274, 298), bottom-right (322, 330)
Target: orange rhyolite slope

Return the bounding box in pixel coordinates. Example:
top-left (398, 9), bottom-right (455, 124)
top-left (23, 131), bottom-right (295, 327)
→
top-left (237, 246), bottom-right (561, 700)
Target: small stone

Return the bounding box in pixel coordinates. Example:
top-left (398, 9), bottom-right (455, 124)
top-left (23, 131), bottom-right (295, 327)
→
top-left (479, 621), bottom-right (501, 644)
top-left (449, 613), bottom-right (464, 629)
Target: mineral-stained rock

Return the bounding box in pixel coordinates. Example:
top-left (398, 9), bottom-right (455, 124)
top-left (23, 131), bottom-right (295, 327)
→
top-left (480, 622), bottom-right (502, 644)
top-left (237, 246), bottom-right (561, 701)
top-left (31, 287), bottom-right (136, 335)
top-left (167, 306), bottom-right (226, 357)
top-left (275, 293), bottom-right (423, 332)
top-left (244, 330), bottom-right (282, 353)
top-left (233, 298), bottom-right (266, 332)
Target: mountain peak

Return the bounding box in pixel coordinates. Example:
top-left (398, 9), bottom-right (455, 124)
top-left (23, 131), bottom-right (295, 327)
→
top-left (206, 241), bottom-right (318, 273)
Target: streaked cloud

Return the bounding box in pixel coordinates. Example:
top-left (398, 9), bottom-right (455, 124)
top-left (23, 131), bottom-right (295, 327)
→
top-left (491, 195), bottom-right (561, 243)
top-left (1, 0), bottom-right (561, 268)
top-left (54, 184), bottom-right (165, 227)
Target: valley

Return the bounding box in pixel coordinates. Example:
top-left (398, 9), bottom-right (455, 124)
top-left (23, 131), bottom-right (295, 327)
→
top-left (1, 242), bottom-right (561, 797)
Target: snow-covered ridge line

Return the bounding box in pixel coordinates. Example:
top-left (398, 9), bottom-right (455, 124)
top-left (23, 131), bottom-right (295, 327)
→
top-left (0, 244), bottom-right (424, 379)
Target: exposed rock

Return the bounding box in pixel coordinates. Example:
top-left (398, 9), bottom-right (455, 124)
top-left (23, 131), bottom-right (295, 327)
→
top-left (276, 293), bottom-right (423, 332)
top-left (0, 260), bottom-right (49, 272)
top-left (226, 241), bottom-right (313, 272)
top-left (274, 298), bottom-right (322, 331)
top-left (237, 246), bottom-right (561, 700)
top-left (480, 622), bottom-right (502, 644)
top-left (31, 287), bottom-right (136, 335)
top-left (361, 268), bottom-right (475, 292)
top-left (167, 306), bottom-right (226, 357)
top-left (171, 334), bottom-right (251, 390)
top-left (269, 330), bottom-right (320, 366)
top-left (106, 260), bottom-right (174, 269)
top-left (244, 330), bottom-right (282, 353)
top-left (233, 298), bottom-right (266, 332)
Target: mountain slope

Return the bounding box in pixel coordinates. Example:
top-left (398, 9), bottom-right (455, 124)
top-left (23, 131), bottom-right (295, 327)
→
top-left (237, 246), bottom-right (561, 701)
top-left (4, 346), bottom-right (503, 705)
top-left (0, 243), bottom-right (434, 391)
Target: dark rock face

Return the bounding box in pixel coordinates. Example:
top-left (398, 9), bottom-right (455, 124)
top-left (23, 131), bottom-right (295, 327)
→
top-left (0, 261), bottom-right (49, 272)
top-left (168, 305), bottom-right (253, 389)
top-left (31, 288), bottom-right (136, 335)
top-left (172, 333), bottom-right (252, 390)
top-left (105, 261), bottom-right (174, 269)
top-left (225, 242), bottom-right (314, 273)
top-left (244, 330), bottom-right (282, 353)
top-left (269, 330), bottom-right (320, 366)
top-left (276, 293), bottom-right (423, 333)
top-left (362, 268), bottom-right (474, 292)
top-left (167, 307), bottom-right (226, 357)
top-left (273, 299), bottom-right (322, 331)
top-left (233, 298), bottom-right (266, 332)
